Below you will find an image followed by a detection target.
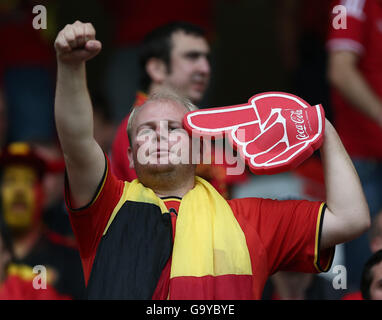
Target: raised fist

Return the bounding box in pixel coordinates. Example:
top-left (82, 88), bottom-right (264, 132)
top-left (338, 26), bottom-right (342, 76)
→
top-left (54, 21), bottom-right (102, 65)
top-left (184, 92), bottom-right (325, 175)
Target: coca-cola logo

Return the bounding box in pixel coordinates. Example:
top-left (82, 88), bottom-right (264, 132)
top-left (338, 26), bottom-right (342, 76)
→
top-left (290, 110), bottom-right (309, 140)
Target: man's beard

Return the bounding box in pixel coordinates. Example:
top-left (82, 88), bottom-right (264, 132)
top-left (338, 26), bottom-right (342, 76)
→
top-left (134, 159), bottom-right (195, 193)
top-left (135, 162), bottom-right (180, 187)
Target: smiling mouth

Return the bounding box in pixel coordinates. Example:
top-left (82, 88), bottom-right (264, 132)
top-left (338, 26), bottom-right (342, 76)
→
top-left (192, 81), bottom-right (206, 90)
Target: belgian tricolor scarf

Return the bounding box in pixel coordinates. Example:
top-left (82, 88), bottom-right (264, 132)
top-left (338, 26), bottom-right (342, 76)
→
top-left (102, 176), bottom-right (253, 299)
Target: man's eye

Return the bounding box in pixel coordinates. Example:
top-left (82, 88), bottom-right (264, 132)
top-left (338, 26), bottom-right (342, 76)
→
top-left (169, 127), bottom-right (186, 133)
top-left (185, 52), bottom-right (200, 61)
top-left (138, 128), bottom-right (154, 135)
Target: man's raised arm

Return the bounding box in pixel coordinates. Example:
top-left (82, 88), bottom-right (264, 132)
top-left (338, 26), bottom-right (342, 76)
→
top-left (54, 21), bottom-right (104, 208)
top-left (320, 119), bottom-right (370, 249)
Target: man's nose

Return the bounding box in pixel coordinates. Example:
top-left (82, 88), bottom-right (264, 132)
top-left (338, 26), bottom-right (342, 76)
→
top-left (154, 122), bottom-right (169, 142)
top-left (197, 56), bottom-right (210, 75)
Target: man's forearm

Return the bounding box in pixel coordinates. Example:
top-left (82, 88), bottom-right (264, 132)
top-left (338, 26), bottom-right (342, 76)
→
top-left (55, 62), bottom-right (94, 161)
top-left (329, 52), bottom-right (382, 127)
top-left (336, 67), bottom-right (382, 121)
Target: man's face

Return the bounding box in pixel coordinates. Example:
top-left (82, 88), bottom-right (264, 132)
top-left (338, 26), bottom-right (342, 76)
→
top-left (1, 165), bottom-right (39, 231)
top-left (370, 261), bottom-right (382, 300)
top-left (128, 100), bottom-right (193, 176)
top-left (164, 31), bottom-right (210, 103)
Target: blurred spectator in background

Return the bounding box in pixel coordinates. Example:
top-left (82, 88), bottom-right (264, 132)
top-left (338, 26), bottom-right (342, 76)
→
top-left (0, 142), bottom-right (85, 299)
top-left (31, 140), bottom-right (76, 246)
top-left (327, 0), bottom-right (382, 291)
top-left (102, 0), bottom-right (216, 123)
top-left (360, 249), bottom-right (382, 300)
top-left (262, 271), bottom-right (343, 300)
top-left (0, 0), bottom-right (56, 143)
top-left (111, 21), bottom-right (247, 198)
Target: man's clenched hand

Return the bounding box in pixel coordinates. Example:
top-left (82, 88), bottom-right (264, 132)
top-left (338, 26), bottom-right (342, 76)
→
top-left (54, 21), bottom-right (101, 65)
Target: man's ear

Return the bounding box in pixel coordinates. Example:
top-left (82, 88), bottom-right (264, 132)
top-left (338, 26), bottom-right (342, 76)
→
top-left (127, 146), bottom-right (135, 169)
top-left (146, 58), bottom-right (167, 83)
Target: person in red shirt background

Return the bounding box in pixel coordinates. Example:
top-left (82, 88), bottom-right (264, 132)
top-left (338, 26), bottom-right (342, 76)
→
top-left (102, 0), bottom-right (216, 123)
top-left (327, 0), bottom-right (382, 292)
top-left (110, 21), bottom-right (248, 199)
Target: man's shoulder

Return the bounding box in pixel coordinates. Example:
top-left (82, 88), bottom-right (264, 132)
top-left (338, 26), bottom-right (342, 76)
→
top-left (228, 197), bottom-right (262, 207)
top-left (227, 197), bottom-right (263, 221)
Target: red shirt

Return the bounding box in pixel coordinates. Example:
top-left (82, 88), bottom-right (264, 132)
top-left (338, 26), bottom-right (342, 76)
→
top-left (327, 0), bottom-right (382, 159)
top-left (66, 156), bottom-right (334, 299)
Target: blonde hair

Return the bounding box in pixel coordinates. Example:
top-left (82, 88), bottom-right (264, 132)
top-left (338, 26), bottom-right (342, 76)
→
top-left (126, 89), bottom-right (198, 145)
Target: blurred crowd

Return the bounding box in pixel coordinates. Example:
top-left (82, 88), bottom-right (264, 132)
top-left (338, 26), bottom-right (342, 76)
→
top-left (0, 0), bottom-right (382, 300)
